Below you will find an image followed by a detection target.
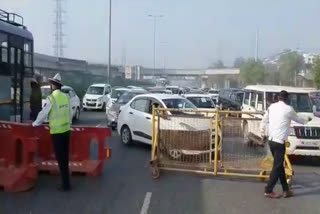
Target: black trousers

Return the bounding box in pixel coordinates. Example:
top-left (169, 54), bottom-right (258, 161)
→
top-left (52, 131), bottom-right (71, 189)
top-left (265, 140), bottom-right (289, 193)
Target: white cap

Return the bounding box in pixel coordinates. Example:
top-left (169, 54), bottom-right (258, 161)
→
top-left (48, 73), bottom-right (63, 85)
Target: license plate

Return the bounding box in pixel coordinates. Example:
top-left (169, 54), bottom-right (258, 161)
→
top-left (300, 141), bottom-right (320, 147)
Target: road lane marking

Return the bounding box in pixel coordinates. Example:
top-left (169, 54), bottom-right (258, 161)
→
top-left (140, 192), bottom-right (152, 214)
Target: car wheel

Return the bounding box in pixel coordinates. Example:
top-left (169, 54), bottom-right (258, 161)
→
top-left (121, 125), bottom-right (132, 145)
top-left (83, 108), bottom-right (87, 111)
top-left (169, 149), bottom-right (182, 159)
top-left (74, 107), bottom-right (80, 121)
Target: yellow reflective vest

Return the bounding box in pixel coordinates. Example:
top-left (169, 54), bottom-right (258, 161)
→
top-left (48, 90), bottom-right (71, 134)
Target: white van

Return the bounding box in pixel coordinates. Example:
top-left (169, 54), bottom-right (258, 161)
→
top-left (83, 83), bottom-right (111, 111)
top-left (242, 85), bottom-right (320, 156)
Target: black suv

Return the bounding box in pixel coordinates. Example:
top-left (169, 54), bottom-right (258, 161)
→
top-left (218, 89), bottom-right (244, 110)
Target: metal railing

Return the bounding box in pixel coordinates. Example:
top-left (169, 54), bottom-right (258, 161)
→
top-left (151, 108), bottom-right (293, 184)
top-left (0, 9), bottom-right (24, 27)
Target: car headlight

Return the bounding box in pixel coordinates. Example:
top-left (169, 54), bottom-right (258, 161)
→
top-left (98, 97), bottom-right (103, 103)
top-left (286, 141), bottom-right (290, 148)
top-left (289, 127), bottom-right (295, 136)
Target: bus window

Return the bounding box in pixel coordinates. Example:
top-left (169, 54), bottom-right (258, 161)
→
top-left (244, 92), bottom-right (250, 105)
top-left (257, 93), bottom-right (264, 111)
top-left (24, 52), bottom-right (31, 67)
top-left (266, 92), bottom-right (279, 108)
top-left (1, 46), bottom-right (8, 63)
top-left (24, 41), bottom-right (32, 67)
top-left (1, 33), bottom-right (8, 63)
top-left (24, 42), bottom-right (32, 53)
top-left (250, 92), bottom-right (257, 108)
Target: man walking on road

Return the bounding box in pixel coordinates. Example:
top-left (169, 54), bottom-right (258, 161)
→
top-left (32, 73), bottom-right (72, 192)
top-left (260, 90), bottom-right (310, 199)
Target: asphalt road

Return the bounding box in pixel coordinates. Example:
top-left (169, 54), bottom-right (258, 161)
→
top-left (1, 111), bottom-right (320, 214)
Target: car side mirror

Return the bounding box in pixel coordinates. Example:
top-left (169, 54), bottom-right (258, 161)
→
top-left (313, 105), bottom-right (317, 113)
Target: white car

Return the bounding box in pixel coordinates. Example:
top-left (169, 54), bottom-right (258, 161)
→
top-left (41, 85), bottom-right (81, 121)
top-left (117, 94), bottom-right (199, 145)
top-left (208, 89), bottom-right (219, 104)
top-left (184, 94), bottom-right (216, 110)
top-left (106, 89), bottom-right (147, 130)
top-left (243, 85), bottom-right (320, 156)
top-left (183, 94), bottom-right (216, 117)
top-left (166, 86), bottom-right (180, 94)
top-left (83, 83), bottom-right (111, 111)
top-left (110, 88), bottom-right (130, 104)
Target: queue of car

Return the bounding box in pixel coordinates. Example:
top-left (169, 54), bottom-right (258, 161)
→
top-left (41, 81), bottom-right (320, 158)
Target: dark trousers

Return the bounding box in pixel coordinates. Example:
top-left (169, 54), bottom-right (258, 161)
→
top-left (52, 131), bottom-right (71, 189)
top-left (265, 141), bottom-right (289, 193)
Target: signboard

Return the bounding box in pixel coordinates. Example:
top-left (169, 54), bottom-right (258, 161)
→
top-left (125, 66), bottom-right (132, 79)
top-left (136, 66), bottom-right (140, 80)
top-left (185, 76), bottom-right (196, 80)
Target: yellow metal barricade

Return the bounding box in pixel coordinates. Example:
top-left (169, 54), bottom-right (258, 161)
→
top-left (151, 108), bottom-right (293, 184)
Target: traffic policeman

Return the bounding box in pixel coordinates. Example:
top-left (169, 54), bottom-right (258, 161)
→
top-left (33, 73), bottom-right (72, 192)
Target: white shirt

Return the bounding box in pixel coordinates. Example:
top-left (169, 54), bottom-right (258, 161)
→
top-left (260, 101), bottom-right (307, 144)
top-left (32, 90), bottom-right (72, 127)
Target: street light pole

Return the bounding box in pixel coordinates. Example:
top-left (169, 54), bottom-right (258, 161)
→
top-left (148, 14), bottom-right (163, 79)
top-left (160, 41), bottom-right (168, 73)
top-left (107, 0), bottom-right (112, 84)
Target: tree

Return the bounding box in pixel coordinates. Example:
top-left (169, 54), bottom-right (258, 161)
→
top-left (209, 60), bottom-right (225, 69)
top-left (313, 57), bottom-right (320, 89)
top-left (240, 59), bottom-right (265, 85)
top-left (264, 63), bottom-right (280, 85)
top-left (278, 51), bottom-right (305, 86)
top-left (233, 57), bottom-right (246, 68)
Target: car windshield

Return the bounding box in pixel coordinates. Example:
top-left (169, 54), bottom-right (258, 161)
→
top-left (187, 90), bottom-right (204, 94)
top-left (209, 90), bottom-right (218, 94)
top-left (111, 90), bottom-right (127, 99)
top-left (311, 97), bottom-right (320, 111)
top-left (87, 86), bottom-right (104, 95)
top-left (162, 98), bottom-right (196, 110)
top-left (116, 92), bottom-right (144, 105)
top-left (41, 87), bottom-right (51, 98)
top-left (167, 88), bottom-right (180, 94)
top-left (187, 97), bottom-right (215, 108)
top-left (236, 93), bottom-right (244, 103)
top-left (266, 92), bottom-right (313, 112)
top-left (61, 88), bottom-right (70, 94)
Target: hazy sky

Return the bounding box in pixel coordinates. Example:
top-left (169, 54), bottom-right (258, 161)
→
top-left (2, 0), bottom-right (320, 68)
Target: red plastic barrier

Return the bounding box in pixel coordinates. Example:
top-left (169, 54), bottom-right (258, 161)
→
top-left (35, 125), bottom-right (112, 177)
top-left (0, 121), bottom-right (38, 192)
